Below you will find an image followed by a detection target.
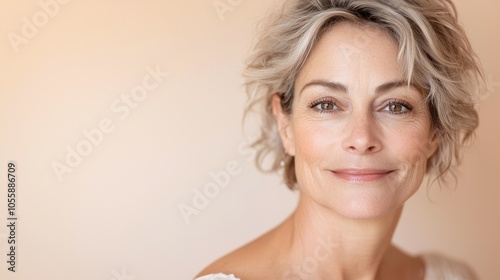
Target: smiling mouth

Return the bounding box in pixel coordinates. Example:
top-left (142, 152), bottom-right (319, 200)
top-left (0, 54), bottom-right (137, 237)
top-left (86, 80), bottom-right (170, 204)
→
top-left (331, 169), bottom-right (395, 183)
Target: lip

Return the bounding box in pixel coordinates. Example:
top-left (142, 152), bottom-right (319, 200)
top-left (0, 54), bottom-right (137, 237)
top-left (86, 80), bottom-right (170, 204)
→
top-left (331, 169), bottom-right (394, 183)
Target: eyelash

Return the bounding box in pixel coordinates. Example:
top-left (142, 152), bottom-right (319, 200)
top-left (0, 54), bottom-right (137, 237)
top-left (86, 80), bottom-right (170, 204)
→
top-left (384, 99), bottom-right (413, 115)
top-left (308, 98), bottom-right (338, 113)
top-left (308, 98), bottom-right (414, 114)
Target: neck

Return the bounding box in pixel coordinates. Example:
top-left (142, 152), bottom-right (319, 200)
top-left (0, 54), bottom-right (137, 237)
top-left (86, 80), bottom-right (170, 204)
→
top-left (279, 193), bottom-right (403, 280)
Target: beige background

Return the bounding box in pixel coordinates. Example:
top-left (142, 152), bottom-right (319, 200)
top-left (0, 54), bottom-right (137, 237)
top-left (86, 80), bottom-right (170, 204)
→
top-left (0, 0), bottom-right (498, 279)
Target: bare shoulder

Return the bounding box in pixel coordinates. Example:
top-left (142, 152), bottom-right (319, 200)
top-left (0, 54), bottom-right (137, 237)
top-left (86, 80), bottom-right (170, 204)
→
top-left (194, 227), bottom-right (284, 279)
top-left (194, 246), bottom-right (253, 278)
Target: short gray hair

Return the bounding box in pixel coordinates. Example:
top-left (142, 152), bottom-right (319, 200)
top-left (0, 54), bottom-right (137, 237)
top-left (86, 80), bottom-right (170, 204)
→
top-left (243, 0), bottom-right (483, 189)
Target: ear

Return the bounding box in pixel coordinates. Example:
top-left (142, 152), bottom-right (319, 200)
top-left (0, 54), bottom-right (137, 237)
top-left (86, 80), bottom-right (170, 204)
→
top-left (271, 94), bottom-right (295, 156)
top-left (427, 129), bottom-right (440, 158)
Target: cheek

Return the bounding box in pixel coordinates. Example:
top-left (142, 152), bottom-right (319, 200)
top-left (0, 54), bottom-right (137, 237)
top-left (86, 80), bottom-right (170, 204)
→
top-left (389, 128), bottom-right (434, 178)
top-left (293, 119), bottom-right (338, 162)
top-left (291, 120), bottom-right (338, 193)
top-left (382, 112), bottom-right (434, 159)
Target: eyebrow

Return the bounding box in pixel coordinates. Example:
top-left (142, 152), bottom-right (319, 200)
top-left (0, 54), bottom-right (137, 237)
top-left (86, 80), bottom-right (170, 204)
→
top-left (299, 79), bottom-right (416, 95)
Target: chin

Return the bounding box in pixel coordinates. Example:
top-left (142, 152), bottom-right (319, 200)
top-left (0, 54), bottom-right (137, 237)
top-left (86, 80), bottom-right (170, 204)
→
top-left (334, 199), bottom-right (402, 220)
top-left (315, 170), bottom-right (420, 220)
top-left (317, 187), bottom-right (408, 220)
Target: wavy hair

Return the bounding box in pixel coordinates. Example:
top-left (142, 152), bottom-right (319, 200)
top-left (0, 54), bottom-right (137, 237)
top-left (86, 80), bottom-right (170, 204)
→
top-left (243, 0), bottom-right (483, 189)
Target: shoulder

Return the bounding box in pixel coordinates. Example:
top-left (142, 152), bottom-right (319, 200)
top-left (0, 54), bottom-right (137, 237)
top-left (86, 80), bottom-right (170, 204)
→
top-left (193, 243), bottom-right (268, 280)
top-left (194, 227), bottom-right (284, 280)
top-left (193, 251), bottom-right (245, 279)
top-left (421, 253), bottom-right (479, 280)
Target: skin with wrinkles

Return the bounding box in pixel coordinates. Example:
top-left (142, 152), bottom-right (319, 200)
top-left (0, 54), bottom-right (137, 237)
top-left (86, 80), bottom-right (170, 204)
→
top-left (197, 22), bottom-right (436, 280)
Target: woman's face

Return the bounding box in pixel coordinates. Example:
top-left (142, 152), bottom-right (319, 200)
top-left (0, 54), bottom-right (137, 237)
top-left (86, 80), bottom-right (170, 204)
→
top-left (274, 22), bottom-right (438, 219)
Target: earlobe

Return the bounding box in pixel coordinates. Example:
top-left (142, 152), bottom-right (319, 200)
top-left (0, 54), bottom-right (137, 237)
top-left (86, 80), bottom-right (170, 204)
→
top-left (271, 94), bottom-right (295, 156)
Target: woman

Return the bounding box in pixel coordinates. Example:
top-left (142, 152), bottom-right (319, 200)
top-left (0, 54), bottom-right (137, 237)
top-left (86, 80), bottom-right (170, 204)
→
top-left (195, 0), bottom-right (483, 279)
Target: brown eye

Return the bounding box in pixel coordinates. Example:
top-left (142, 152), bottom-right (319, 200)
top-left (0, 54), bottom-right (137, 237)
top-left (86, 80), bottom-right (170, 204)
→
top-left (384, 100), bottom-right (413, 114)
top-left (314, 101), bottom-right (338, 113)
top-left (389, 103), bottom-right (404, 112)
top-left (309, 99), bottom-right (339, 113)
top-left (320, 102), bottom-right (335, 110)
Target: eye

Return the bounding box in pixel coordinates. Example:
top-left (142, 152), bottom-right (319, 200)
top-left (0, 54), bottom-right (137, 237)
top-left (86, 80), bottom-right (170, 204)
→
top-left (383, 100), bottom-right (413, 114)
top-left (309, 98), bottom-right (339, 113)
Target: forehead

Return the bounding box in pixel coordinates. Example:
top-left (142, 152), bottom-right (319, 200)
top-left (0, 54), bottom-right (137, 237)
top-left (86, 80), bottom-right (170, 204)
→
top-left (295, 21), bottom-right (404, 88)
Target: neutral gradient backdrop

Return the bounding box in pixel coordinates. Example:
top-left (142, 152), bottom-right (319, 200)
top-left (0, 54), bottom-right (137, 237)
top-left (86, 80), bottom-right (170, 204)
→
top-left (0, 0), bottom-right (499, 279)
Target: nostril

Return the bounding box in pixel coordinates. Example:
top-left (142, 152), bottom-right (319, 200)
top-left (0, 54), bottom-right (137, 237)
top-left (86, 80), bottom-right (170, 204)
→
top-left (347, 144), bottom-right (378, 154)
top-left (342, 122), bottom-right (383, 154)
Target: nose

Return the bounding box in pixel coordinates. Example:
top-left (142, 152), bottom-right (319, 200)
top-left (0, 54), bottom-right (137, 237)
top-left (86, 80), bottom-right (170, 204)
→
top-left (341, 113), bottom-right (382, 154)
